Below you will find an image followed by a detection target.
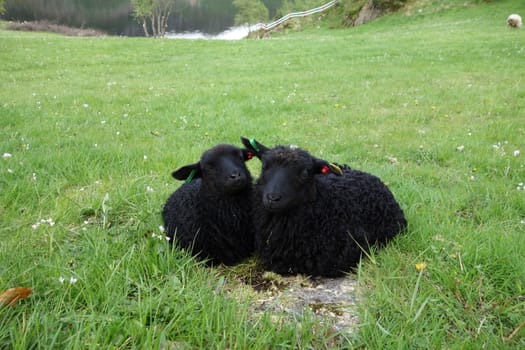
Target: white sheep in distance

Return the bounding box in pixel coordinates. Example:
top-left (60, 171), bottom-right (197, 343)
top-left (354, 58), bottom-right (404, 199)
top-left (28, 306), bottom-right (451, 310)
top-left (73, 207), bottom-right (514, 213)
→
top-left (507, 14), bottom-right (522, 28)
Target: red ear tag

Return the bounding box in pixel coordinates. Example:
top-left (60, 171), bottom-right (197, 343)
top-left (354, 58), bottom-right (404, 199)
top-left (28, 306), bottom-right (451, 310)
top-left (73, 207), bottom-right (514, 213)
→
top-left (321, 165), bottom-right (330, 174)
top-left (247, 152), bottom-right (253, 159)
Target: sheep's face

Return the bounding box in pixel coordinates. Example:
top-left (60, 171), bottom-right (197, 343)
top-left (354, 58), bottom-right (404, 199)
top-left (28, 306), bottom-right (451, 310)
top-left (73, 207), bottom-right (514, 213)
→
top-left (172, 144), bottom-right (253, 195)
top-left (257, 147), bottom-right (340, 213)
top-left (240, 137), bottom-right (343, 213)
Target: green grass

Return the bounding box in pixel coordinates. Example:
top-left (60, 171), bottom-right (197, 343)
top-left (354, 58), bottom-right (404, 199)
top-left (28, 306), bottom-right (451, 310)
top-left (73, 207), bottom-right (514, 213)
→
top-left (1, 0), bottom-right (525, 348)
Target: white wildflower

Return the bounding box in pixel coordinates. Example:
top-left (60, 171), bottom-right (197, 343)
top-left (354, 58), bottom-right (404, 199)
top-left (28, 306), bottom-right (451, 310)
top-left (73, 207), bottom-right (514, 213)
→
top-left (2, 153), bottom-right (12, 159)
top-left (152, 233), bottom-right (162, 240)
top-left (152, 230), bottom-right (170, 242)
top-left (32, 218), bottom-right (55, 229)
top-left (58, 277), bottom-right (65, 284)
top-left (513, 150), bottom-right (520, 157)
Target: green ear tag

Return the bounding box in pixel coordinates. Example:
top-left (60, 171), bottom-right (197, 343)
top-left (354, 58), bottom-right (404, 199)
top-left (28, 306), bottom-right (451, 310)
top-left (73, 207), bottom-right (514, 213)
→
top-left (185, 169), bottom-right (196, 183)
top-left (249, 138), bottom-right (260, 153)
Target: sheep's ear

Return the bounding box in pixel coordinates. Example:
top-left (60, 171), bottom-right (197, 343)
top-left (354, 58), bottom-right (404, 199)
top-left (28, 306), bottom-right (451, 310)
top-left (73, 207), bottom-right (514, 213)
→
top-left (240, 136), bottom-right (268, 158)
top-left (313, 159), bottom-right (343, 176)
top-left (172, 163), bottom-right (202, 182)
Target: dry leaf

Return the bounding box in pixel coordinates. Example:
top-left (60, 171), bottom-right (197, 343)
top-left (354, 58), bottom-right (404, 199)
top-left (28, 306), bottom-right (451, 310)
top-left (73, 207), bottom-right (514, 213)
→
top-left (0, 287), bottom-right (33, 306)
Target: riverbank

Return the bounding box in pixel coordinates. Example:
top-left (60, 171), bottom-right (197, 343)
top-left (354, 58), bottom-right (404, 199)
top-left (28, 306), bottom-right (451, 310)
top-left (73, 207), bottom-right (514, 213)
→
top-left (5, 20), bottom-right (106, 36)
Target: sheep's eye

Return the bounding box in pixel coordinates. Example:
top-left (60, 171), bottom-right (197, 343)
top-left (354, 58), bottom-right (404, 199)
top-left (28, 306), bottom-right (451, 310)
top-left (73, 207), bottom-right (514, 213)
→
top-left (299, 169), bottom-right (309, 181)
top-left (205, 160), bottom-right (216, 169)
top-left (262, 163), bottom-right (271, 172)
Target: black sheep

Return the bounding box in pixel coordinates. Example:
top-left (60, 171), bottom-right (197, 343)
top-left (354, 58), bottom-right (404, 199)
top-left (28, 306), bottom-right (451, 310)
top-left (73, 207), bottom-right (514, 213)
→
top-left (241, 137), bottom-right (407, 277)
top-left (162, 144), bottom-right (255, 265)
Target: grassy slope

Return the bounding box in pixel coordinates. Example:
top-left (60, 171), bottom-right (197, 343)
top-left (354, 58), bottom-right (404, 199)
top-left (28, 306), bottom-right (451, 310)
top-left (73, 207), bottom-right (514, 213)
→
top-left (1, 0), bottom-right (524, 348)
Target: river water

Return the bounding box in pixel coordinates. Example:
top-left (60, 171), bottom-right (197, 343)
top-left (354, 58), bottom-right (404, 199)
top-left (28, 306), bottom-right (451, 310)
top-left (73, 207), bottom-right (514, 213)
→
top-left (165, 24), bottom-right (262, 40)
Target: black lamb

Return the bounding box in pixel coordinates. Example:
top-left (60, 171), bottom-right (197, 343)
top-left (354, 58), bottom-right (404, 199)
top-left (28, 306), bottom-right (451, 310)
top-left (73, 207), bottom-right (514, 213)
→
top-left (241, 137), bottom-right (407, 277)
top-left (162, 144), bottom-right (255, 265)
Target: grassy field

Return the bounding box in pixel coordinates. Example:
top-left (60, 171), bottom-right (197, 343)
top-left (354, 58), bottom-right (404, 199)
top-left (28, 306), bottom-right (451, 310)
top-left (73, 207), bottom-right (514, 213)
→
top-left (1, 0), bottom-right (524, 348)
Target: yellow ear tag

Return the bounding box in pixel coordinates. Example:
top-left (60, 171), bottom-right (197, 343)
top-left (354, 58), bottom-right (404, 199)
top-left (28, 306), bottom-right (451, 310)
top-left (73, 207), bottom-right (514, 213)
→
top-left (329, 163), bottom-right (343, 175)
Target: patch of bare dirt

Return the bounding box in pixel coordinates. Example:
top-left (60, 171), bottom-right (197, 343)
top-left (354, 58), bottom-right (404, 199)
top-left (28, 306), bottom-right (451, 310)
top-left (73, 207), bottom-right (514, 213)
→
top-left (255, 273), bottom-right (359, 332)
top-left (223, 262), bottom-right (360, 333)
top-left (354, 0), bottom-right (384, 26)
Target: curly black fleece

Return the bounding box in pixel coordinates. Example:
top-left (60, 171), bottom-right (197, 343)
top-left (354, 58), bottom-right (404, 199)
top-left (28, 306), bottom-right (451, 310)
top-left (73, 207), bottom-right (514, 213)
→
top-left (252, 148), bottom-right (407, 277)
top-left (163, 181), bottom-right (253, 265)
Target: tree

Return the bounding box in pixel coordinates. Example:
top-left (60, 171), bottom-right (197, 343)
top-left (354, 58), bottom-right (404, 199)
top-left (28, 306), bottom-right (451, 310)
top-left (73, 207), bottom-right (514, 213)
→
top-left (132, 0), bottom-right (154, 36)
top-left (131, 0), bottom-right (176, 37)
top-left (233, 0), bottom-right (269, 26)
top-left (0, 0), bottom-right (5, 15)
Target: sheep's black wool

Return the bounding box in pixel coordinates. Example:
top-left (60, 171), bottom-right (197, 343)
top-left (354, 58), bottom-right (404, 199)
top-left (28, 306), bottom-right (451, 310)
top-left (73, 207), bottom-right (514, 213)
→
top-left (242, 137), bottom-right (407, 277)
top-left (162, 144), bottom-right (255, 265)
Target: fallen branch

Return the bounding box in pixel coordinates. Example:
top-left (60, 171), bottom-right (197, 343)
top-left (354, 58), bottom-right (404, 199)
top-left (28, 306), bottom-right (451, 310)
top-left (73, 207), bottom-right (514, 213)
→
top-left (504, 319), bottom-right (525, 341)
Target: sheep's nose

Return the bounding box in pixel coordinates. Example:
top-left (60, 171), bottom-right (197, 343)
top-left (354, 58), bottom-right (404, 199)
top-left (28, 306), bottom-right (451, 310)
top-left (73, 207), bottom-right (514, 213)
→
top-left (229, 171), bottom-right (242, 179)
top-left (266, 193), bottom-right (281, 202)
